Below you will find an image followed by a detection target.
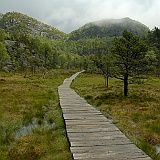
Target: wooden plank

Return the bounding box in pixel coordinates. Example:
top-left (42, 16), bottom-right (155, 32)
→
top-left (66, 123), bottom-right (112, 128)
top-left (62, 108), bottom-right (100, 112)
top-left (66, 125), bottom-right (119, 132)
top-left (70, 144), bottom-right (144, 153)
top-left (65, 120), bottom-right (111, 125)
top-left (63, 114), bottom-right (107, 120)
top-left (67, 131), bottom-right (125, 138)
top-left (67, 128), bottom-right (119, 133)
top-left (68, 134), bottom-right (127, 141)
top-left (73, 152), bottom-right (150, 159)
top-left (70, 138), bottom-right (132, 147)
top-left (68, 134), bottom-right (125, 140)
top-left (63, 111), bottom-right (101, 115)
top-left (58, 71), bottom-right (152, 160)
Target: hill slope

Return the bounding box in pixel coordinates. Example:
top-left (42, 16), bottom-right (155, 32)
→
top-left (0, 12), bottom-right (66, 40)
top-left (69, 17), bottom-right (150, 40)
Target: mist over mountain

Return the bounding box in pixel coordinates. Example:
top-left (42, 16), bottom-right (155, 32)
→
top-left (69, 17), bottom-right (149, 40)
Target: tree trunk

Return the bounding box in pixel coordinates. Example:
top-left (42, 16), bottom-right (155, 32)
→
top-left (124, 74), bottom-right (129, 96)
top-left (24, 70), bottom-right (28, 78)
top-left (32, 66), bottom-right (36, 76)
top-left (104, 75), bottom-right (109, 87)
top-left (106, 66), bottom-right (109, 88)
top-left (106, 76), bottom-right (109, 88)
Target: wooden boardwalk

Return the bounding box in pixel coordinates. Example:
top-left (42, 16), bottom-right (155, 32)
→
top-left (58, 71), bottom-right (152, 160)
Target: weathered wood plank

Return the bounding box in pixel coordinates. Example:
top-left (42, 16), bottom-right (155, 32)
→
top-left (66, 124), bottom-right (119, 131)
top-left (67, 131), bottom-right (125, 138)
top-left (68, 134), bottom-right (127, 141)
top-left (63, 111), bottom-right (102, 116)
top-left (65, 120), bottom-right (111, 125)
top-left (58, 71), bottom-right (152, 160)
top-left (70, 138), bottom-right (132, 147)
top-left (66, 124), bottom-right (114, 129)
top-left (70, 144), bottom-right (144, 153)
top-left (63, 114), bottom-right (108, 120)
top-left (62, 108), bottom-right (100, 112)
top-left (73, 152), bottom-right (149, 159)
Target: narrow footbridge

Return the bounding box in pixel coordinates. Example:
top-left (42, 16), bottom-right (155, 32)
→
top-left (58, 71), bottom-right (152, 160)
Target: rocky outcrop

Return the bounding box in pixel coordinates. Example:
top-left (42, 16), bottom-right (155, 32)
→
top-left (0, 12), bottom-right (66, 40)
top-left (5, 40), bottom-right (26, 49)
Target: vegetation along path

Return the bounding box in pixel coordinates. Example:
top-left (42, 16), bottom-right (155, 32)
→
top-left (58, 71), bottom-right (152, 160)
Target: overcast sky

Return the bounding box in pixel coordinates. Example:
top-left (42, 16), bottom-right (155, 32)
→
top-left (0, 0), bottom-right (160, 33)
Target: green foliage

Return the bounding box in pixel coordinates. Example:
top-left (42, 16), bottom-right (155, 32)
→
top-left (147, 27), bottom-right (160, 50)
top-left (0, 28), bottom-right (6, 42)
top-left (0, 11), bottom-right (159, 77)
top-left (90, 52), bottom-right (114, 87)
top-left (0, 42), bottom-right (10, 70)
top-left (69, 17), bottom-right (149, 40)
top-left (2, 31), bottom-right (89, 72)
top-left (112, 30), bottom-right (148, 96)
top-left (147, 27), bottom-right (160, 76)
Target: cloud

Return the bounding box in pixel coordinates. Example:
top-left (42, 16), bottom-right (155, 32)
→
top-left (137, 0), bottom-right (160, 29)
top-left (0, 0), bottom-right (160, 33)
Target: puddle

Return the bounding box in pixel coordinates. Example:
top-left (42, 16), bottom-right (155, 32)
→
top-left (14, 113), bottom-right (55, 139)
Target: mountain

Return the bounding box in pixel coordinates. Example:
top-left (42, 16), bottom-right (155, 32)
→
top-left (69, 17), bottom-right (150, 40)
top-left (0, 12), bottom-right (66, 40)
top-left (0, 13), bottom-right (150, 41)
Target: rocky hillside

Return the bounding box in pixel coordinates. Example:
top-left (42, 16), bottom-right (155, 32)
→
top-left (0, 12), bottom-right (66, 40)
top-left (69, 17), bottom-right (150, 40)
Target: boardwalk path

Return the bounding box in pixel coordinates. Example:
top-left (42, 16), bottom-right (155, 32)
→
top-left (58, 71), bottom-right (152, 160)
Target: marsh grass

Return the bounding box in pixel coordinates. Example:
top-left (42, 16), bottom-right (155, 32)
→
top-left (0, 69), bottom-right (75, 160)
top-left (72, 72), bottom-right (160, 160)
